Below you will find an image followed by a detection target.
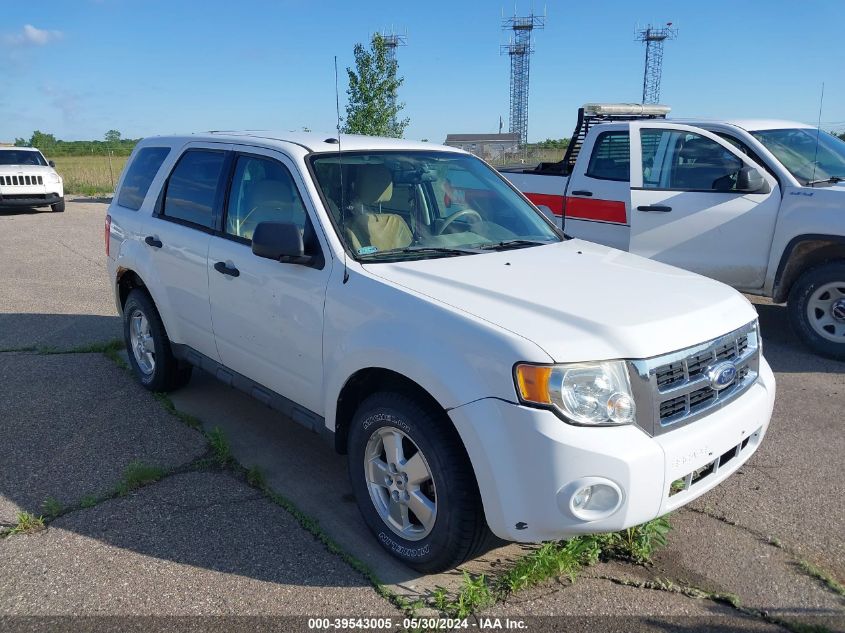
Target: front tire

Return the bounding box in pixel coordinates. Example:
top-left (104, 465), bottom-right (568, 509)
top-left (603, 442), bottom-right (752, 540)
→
top-left (51, 198), bottom-right (65, 213)
top-left (787, 261), bottom-right (845, 360)
top-left (347, 391), bottom-right (490, 572)
top-left (123, 289), bottom-right (192, 391)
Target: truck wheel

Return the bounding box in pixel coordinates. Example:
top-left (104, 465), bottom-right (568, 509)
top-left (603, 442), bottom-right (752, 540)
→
top-left (347, 391), bottom-right (490, 572)
top-left (51, 199), bottom-right (65, 213)
top-left (788, 261), bottom-right (845, 360)
top-left (123, 289), bottom-right (192, 391)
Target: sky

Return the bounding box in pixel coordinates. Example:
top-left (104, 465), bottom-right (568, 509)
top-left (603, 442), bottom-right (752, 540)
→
top-left (1, 0), bottom-right (843, 144)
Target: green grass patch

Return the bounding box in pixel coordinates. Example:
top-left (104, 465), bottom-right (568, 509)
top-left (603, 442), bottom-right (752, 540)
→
top-left (246, 465), bottom-right (266, 489)
top-left (79, 495), bottom-right (99, 508)
top-left (432, 572), bottom-right (495, 618)
top-left (7, 511), bottom-right (46, 536)
top-left (208, 426), bottom-right (233, 465)
top-left (798, 560), bottom-right (845, 597)
top-left (115, 461), bottom-right (166, 496)
top-left (41, 497), bottom-right (63, 518)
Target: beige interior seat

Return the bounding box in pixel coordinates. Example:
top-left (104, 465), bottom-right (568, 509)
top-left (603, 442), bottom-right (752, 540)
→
top-left (345, 164), bottom-right (412, 252)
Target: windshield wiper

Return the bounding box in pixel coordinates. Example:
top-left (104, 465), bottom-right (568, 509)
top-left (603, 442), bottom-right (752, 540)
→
top-left (475, 239), bottom-right (552, 251)
top-left (358, 246), bottom-right (480, 260)
top-left (806, 176), bottom-right (844, 186)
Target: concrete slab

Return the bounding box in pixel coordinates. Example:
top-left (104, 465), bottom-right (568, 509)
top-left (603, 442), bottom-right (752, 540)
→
top-left (692, 297), bottom-right (845, 577)
top-left (0, 352), bottom-right (207, 523)
top-left (169, 369), bottom-right (527, 597)
top-left (0, 471), bottom-right (399, 616)
top-left (0, 197), bottom-right (120, 351)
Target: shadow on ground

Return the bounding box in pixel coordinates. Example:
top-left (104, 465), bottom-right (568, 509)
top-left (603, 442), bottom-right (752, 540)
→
top-left (0, 313), bottom-right (121, 351)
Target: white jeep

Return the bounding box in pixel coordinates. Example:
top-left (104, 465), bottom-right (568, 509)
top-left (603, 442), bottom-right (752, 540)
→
top-left (0, 147), bottom-right (64, 212)
top-left (106, 132), bottom-right (775, 571)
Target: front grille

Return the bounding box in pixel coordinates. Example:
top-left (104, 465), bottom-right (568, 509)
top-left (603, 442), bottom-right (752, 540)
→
top-left (628, 321), bottom-right (760, 436)
top-left (0, 175), bottom-right (43, 186)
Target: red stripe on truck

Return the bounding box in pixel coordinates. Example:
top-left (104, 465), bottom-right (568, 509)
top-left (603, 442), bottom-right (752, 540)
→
top-left (564, 197), bottom-right (627, 224)
top-left (524, 192), bottom-right (565, 216)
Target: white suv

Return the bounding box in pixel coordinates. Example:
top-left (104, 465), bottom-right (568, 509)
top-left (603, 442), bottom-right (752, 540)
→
top-left (106, 132), bottom-right (776, 571)
top-left (0, 147), bottom-right (64, 212)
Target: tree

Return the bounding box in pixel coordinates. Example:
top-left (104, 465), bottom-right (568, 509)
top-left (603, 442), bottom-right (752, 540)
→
top-left (29, 130), bottom-right (57, 149)
top-left (343, 34), bottom-right (409, 138)
top-left (13, 138), bottom-right (28, 147)
top-left (105, 129), bottom-right (122, 144)
top-left (838, 132), bottom-right (845, 142)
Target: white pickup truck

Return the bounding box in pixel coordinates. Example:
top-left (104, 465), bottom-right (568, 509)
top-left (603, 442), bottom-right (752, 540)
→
top-left (107, 132), bottom-right (775, 571)
top-left (503, 104), bottom-right (845, 359)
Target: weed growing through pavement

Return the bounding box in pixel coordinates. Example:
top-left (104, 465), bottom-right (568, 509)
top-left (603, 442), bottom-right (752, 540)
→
top-left (798, 560), bottom-right (845, 597)
top-left (208, 427), bottom-right (233, 465)
top-left (115, 461), bottom-right (166, 495)
top-left (41, 497), bottom-right (63, 518)
top-left (7, 511), bottom-right (46, 536)
top-left (246, 465), bottom-right (266, 488)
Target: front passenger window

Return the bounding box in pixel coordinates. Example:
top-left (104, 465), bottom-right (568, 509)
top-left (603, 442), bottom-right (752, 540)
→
top-left (642, 129), bottom-right (744, 191)
top-left (225, 155), bottom-right (308, 241)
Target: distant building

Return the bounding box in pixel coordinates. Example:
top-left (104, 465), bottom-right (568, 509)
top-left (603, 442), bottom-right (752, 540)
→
top-left (444, 133), bottom-right (520, 160)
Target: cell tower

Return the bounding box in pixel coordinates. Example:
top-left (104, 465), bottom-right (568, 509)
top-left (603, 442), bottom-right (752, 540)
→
top-left (636, 22), bottom-right (677, 104)
top-left (381, 28), bottom-right (407, 64)
top-left (501, 12), bottom-right (545, 146)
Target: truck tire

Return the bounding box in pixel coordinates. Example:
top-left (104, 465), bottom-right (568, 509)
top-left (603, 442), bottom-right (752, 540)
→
top-left (787, 261), bottom-right (845, 360)
top-left (347, 391), bottom-right (491, 572)
top-left (51, 199), bottom-right (65, 213)
top-left (123, 289), bottom-right (192, 391)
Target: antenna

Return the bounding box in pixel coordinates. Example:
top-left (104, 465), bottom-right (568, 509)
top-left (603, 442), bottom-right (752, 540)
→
top-left (635, 22), bottom-right (677, 104)
top-left (334, 56), bottom-right (349, 283)
top-left (811, 82), bottom-right (825, 186)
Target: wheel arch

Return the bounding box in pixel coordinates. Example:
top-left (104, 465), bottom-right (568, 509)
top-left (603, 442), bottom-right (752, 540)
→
top-left (773, 234), bottom-right (845, 303)
top-left (116, 267), bottom-right (149, 312)
top-left (333, 367), bottom-right (449, 456)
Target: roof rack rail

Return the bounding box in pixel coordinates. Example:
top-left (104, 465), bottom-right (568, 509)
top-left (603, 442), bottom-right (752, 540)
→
top-left (533, 103), bottom-right (670, 176)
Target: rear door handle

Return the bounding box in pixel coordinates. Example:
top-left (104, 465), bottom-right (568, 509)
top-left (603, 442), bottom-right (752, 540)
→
top-left (571, 190), bottom-right (593, 197)
top-left (213, 261), bottom-right (240, 278)
top-left (144, 236), bottom-right (163, 248)
top-left (637, 205), bottom-right (672, 212)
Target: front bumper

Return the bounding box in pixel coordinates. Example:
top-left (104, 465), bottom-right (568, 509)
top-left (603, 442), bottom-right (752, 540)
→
top-left (449, 356), bottom-right (775, 542)
top-left (0, 192), bottom-right (62, 208)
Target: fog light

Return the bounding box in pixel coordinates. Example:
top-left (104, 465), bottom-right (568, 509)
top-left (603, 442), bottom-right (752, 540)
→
top-left (558, 477), bottom-right (624, 522)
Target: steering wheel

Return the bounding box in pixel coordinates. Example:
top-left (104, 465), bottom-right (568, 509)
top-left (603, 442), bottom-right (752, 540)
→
top-left (436, 208), bottom-right (483, 235)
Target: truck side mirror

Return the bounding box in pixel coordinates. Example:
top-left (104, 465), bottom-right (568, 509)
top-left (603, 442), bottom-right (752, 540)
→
top-left (252, 221), bottom-right (312, 265)
top-left (48, 160), bottom-right (56, 168)
top-left (736, 166), bottom-right (770, 194)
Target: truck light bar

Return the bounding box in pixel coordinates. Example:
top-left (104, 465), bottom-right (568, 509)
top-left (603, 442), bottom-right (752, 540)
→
top-left (583, 103), bottom-right (671, 117)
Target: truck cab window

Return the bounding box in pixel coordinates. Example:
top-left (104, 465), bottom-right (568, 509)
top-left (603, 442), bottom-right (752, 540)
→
top-left (642, 130), bottom-right (743, 191)
top-left (585, 132), bottom-right (630, 181)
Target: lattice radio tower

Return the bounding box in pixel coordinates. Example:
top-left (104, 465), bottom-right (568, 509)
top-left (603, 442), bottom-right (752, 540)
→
top-left (381, 28), bottom-right (407, 64)
top-left (501, 11), bottom-right (545, 145)
top-left (636, 22), bottom-right (677, 104)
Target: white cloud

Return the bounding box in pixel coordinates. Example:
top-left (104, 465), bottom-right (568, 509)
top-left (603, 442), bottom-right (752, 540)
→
top-left (3, 24), bottom-right (63, 48)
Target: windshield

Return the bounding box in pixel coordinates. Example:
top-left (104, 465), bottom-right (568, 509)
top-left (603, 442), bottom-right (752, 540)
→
top-left (751, 128), bottom-right (845, 185)
top-left (0, 150), bottom-right (48, 167)
top-left (309, 151), bottom-right (560, 261)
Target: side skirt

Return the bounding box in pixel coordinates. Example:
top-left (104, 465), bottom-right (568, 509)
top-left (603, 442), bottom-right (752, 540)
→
top-left (170, 343), bottom-right (333, 444)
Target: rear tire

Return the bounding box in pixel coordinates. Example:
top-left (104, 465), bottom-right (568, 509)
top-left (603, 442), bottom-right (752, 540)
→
top-left (123, 289), bottom-right (192, 391)
top-left (51, 199), bottom-right (65, 213)
top-left (347, 391), bottom-right (491, 572)
top-left (787, 261), bottom-right (845, 360)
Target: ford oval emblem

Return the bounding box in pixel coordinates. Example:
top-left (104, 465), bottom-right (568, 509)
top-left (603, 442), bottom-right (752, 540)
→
top-left (706, 361), bottom-right (737, 391)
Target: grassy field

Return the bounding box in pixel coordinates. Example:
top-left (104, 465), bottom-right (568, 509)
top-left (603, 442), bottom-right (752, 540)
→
top-left (50, 155), bottom-right (129, 196)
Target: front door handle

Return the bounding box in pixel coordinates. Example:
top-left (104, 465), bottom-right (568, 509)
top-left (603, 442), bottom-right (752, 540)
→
top-left (571, 190), bottom-right (593, 197)
top-left (144, 236), bottom-right (163, 248)
top-left (637, 205), bottom-right (672, 212)
top-left (213, 261), bottom-right (240, 278)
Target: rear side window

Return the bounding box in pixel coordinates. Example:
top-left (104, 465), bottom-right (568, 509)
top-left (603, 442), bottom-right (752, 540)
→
top-left (586, 132), bottom-right (630, 181)
top-left (117, 147), bottom-right (170, 210)
top-left (162, 150), bottom-right (226, 228)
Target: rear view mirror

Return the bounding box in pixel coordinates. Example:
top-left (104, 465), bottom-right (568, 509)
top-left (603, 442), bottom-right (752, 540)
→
top-left (736, 166), bottom-right (770, 194)
top-left (252, 222), bottom-right (312, 265)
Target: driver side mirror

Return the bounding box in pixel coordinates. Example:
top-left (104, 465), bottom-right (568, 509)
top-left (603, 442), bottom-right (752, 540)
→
top-left (48, 160), bottom-right (56, 168)
top-left (252, 221), bottom-right (312, 265)
top-left (736, 166), bottom-right (770, 194)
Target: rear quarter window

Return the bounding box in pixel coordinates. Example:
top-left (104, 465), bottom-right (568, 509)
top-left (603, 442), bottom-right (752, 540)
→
top-left (117, 147), bottom-right (171, 210)
top-left (585, 132), bottom-right (630, 181)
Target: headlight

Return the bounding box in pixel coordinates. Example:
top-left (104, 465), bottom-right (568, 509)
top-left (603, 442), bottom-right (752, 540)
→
top-left (51, 173), bottom-right (62, 183)
top-left (515, 360), bottom-right (635, 426)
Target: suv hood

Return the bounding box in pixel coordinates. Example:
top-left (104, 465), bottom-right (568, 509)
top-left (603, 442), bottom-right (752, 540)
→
top-left (0, 164), bottom-right (54, 175)
top-left (364, 240), bottom-right (758, 362)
